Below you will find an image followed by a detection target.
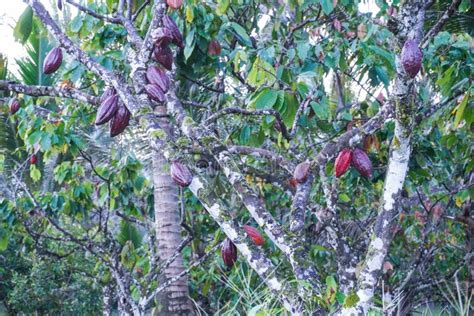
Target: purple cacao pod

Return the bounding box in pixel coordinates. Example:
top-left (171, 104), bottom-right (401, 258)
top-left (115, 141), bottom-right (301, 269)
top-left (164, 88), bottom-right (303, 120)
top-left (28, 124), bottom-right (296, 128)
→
top-left (151, 27), bottom-right (174, 47)
top-left (162, 15), bottom-right (183, 48)
top-left (208, 40), bottom-right (222, 56)
top-left (170, 161), bottom-right (193, 187)
top-left (352, 148), bottom-right (372, 178)
top-left (9, 98), bottom-right (20, 114)
top-left (95, 94), bottom-right (119, 125)
top-left (100, 87), bottom-right (116, 103)
top-left (152, 45), bottom-right (173, 71)
top-left (43, 47), bottom-right (63, 75)
top-left (145, 84), bottom-right (166, 103)
top-left (146, 66), bottom-right (170, 93)
top-left (401, 39), bottom-right (422, 78)
top-left (334, 148), bottom-right (352, 177)
top-left (109, 104), bottom-right (131, 137)
top-left (221, 238), bottom-right (237, 268)
top-left (293, 161), bottom-right (311, 183)
top-left (57, 0), bottom-right (63, 10)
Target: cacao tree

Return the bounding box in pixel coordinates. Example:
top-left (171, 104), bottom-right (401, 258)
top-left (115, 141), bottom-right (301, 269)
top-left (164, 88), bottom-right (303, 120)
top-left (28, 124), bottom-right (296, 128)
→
top-left (0, 0), bottom-right (473, 315)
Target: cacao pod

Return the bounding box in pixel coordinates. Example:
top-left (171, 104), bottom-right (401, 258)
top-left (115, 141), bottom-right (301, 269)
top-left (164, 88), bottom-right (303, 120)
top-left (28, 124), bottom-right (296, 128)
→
top-left (43, 47), bottom-right (63, 75)
top-left (146, 66), bottom-right (170, 93)
top-left (9, 98), bottom-right (20, 114)
top-left (288, 178), bottom-right (298, 189)
top-left (333, 18), bottom-right (342, 32)
top-left (243, 225), bottom-right (264, 246)
top-left (167, 0), bottom-right (182, 10)
top-left (293, 161), bottom-right (311, 183)
top-left (109, 104), bottom-right (131, 137)
top-left (376, 92), bottom-right (386, 104)
top-left (145, 84), bottom-right (166, 103)
top-left (100, 87), bottom-right (116, 103)
top-left (30, 154), bottom-right (38, 165)
top-left (170, 161), bottom-right (193, 187)
top-left (57, 0), bottom-right (62, 10)
top-left (208, 40), bottom-right (222, 56)
top-left (95, 94), bottom-right (119, 125)
top-left (162, 16), bottom-right (184, 48)
top-left (221, 238), bottom-right (237, 268)
top-left (152, 45), bottom-right (173, 70)
top-left (352, 148), bottom-right (372, 178)
top-left (401, 39), bottom-right (422, 78)
top-left (334, 148), bottom-right (352, 177)
top-left (152, 27), bottom-right (174, 47)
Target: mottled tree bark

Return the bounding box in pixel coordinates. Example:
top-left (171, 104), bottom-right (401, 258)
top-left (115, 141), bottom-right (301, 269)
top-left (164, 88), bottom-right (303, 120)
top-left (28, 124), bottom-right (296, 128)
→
top-left (151, 106), bottom-right (194, 316)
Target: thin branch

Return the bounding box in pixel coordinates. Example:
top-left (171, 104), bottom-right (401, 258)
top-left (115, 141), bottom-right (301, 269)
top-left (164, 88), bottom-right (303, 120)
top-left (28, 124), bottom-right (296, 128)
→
top-left (132, 0), bottom-right (151, 21)
top-left (422, 0), bottom-right (463, 48)
top-left (65, 0), bottom-right (121, 23)
top-left (0, 80), bottom-right (100, 105)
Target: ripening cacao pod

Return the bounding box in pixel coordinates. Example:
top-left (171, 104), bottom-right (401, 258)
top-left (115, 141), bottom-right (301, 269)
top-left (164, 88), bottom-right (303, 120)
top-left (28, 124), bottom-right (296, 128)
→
top-left (333, 18), bottom-right (342, 32)
top-left (334, 148), bottom-right (352, 177)
top-left (100, 87), bottom-right (116, 103)
top-left (293, 161), bottom-right (311, 183)
top-left (30, 154), bottom-right (38, 165)
top-left (221, 238), bottom-right (237, 268)
top-left (9, 98), bottom-right (20, 114)
top-left (208, 40), bottom-right (222, 56)
top-left (146, 66), bottom-right (170, 93)
top-left (145, 84), bottom-right (166, 103)
top-left (167, 0), bottom-right (182, 9)
top-left (57, 0), bottom-right (62, 10)
top-left (352, 148), bottom-right (372, 178)
top-left (152, 27), bottom-right (174, 47)
top-left (401, 39), bottom-right (422, 78)
top-left (162, 16), bottom-right (184, 48)
top-left (95, 94), bottom-right (119, 125)
top-left (288, 178), bottom-right (298, 189)
top-left (243, 225), bottom-right (264, 246)
top-left (170, 161), bottom-right (193, 187)
top-left (152, 45), bottom-right (173, 70)
top-left (43, 47), bottom-right (63, 75)
top-left (109, 104), bottom-right (131, 137)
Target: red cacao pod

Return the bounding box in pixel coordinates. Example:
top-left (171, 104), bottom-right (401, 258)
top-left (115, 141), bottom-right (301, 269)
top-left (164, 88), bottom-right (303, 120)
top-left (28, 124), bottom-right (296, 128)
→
top-left (43, 47), bottom-right (63, 75)
top-left (401, 39), bottom-right (422, 78)
top-left (334, 148), bottom-right (352, 177)
top-left (170, 161), bottom-right (193, 187)
top-left (146, 66), bottom-right (170, 93)
top-left (152, 27), bottom-right (174, 47)
top-left (9, 98), bottom-right (20, 114)
top-left (167, 0), bottom-right (182, 9)
top-left (152, 45), bottom-right (173, 70)
top-left (109, 104), bottom-right (131, 137)
top-left (145, 84), bottom-right (166, 103)
top-left (221, 238), bottom-right (237, 268)
top-left (208, 40), bottom-right (222, 56)
top-left (352, 148), bottom-right (372, 178)
top-left (100, 87), bottom-right (116, 103)
top-left (30, 154), bottom-right (38, 165)
top-left (288, 178), bottom-right (298, 189)
top-left (243, 225), bottom-right (264, 246)
top-left (162, 16), bottom-right (183, 48)
top-left (293, 161), bottom-right (311, 183)
top-left (95, 94), bottom-right (119, 125)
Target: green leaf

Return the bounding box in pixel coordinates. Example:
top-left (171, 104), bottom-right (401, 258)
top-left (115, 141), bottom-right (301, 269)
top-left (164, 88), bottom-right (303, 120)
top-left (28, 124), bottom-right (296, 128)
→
top-left (216, 0), bottom-right (230, 15)
top-left (117, 220), bottom-right (142, 248)
top-left (0, 228), bottom-right (9, 251)
top-left (30, 164), bottom-right (41, 182)
top-left (320, 0), bottom-right (334, 15)
top-left (229, 22), bottom-right (252, 47)
top-left (13, 7), bottom-right (33, 44)
top-left (454, 92), bottom-right (469, 127)
top-left (253, 89), bottom-right (278, 109)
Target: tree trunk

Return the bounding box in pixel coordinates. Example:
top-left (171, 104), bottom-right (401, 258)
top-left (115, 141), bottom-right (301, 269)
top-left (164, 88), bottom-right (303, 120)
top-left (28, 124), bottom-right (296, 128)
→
top-left (102, 283), bottom-right (114, 316)
top-left (151, 106), bottom-right (194, 315)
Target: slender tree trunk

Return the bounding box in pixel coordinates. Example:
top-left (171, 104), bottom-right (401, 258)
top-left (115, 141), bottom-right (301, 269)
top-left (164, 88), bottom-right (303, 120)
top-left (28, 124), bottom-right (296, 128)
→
top-left (102, 283), bottom-right (114, 316)
top-left (151, 106), bottom-right (194, 315)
